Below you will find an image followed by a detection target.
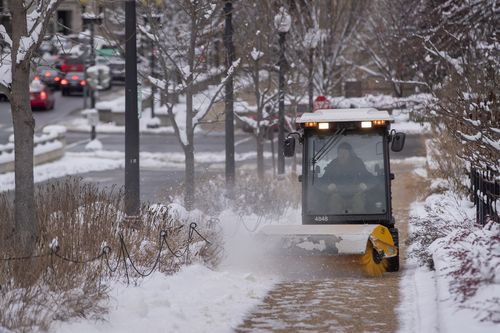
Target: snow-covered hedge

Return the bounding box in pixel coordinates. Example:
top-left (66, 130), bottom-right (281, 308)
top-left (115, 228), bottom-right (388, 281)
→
top-left (408, 185), bottom-right (500, 323)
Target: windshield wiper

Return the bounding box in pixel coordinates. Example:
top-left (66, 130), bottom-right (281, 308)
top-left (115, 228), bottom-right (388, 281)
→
top-left (311, 128), bottom-right (345, 185)
top-left (312, 128), bottom-right (345, 164)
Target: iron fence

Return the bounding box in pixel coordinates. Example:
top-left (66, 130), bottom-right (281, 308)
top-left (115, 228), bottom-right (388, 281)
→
top-left (470, 168), bottom-right (500, 225)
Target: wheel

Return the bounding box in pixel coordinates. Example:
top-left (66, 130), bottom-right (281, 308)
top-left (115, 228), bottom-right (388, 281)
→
top-left (386, 228), bottom-right (400, 272)
top-left (62, 90), bottom-right (68, 96)
top-left (360, 241), bottom-right (388, 277)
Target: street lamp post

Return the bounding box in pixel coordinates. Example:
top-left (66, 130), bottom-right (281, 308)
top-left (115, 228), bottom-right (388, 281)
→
top-left (82, 12), bottom-right (103, 141)
top-left (304, 29), bottom-right (319, 112)
top-left (82, 12), bottom-right (103, 109)
top-left (274, 7), bottom-right (291, 175)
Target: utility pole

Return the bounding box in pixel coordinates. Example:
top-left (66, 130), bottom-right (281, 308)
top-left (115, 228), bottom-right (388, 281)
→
top-left (125, 0), bottom-right (140, 218)
top-left (277, 31), bottom-right (286, 174)
top-left (224, 1), bottom-right (235, 190)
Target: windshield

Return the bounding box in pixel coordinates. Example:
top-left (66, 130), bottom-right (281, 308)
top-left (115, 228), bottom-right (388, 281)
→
top-left (306, 132), bottom-right (387, 216)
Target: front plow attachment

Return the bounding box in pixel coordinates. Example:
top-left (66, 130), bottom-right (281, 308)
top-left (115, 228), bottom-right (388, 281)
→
top-left (259, 224), bottom-right (398, 277)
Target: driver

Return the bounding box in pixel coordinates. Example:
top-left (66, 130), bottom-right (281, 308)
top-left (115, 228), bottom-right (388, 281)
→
top-left (321, 142), bottom-right (372, 212)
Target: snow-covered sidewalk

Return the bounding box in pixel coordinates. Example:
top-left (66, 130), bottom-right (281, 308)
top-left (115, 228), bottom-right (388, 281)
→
top-left (53, 265), bottom-right (277, 333)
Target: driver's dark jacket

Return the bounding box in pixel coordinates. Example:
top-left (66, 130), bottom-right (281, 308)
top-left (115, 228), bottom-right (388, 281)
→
top-left (322, 155), bottom-right (371, 185)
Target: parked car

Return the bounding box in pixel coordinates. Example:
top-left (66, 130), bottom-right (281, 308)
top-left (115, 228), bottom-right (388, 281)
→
top-left (96, 44), bottom-right (121, 58)
top-left (36, 66), bottom-right (62, 90)
top-left (108, 56), bottom-right (126, 82)
top-left (61, 72), bottom-right (87, 96)
top-left (30, 80), bottom-right (55, 110)
top-left (58, 55), bottom-right (84, 73)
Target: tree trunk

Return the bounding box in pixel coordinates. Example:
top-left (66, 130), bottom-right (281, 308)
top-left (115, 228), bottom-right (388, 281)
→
top-left (9, 1), bottom-right (37, 255)
top-left (184, 142), bottom-right (195, 210)
top-left (392, 81), bottom-right (403, 98)
top-left (185, 74), bottom-right (195, 209)
top-left (254, 61), bottom-right (264, 180)
top-left (184, 13), bottom-right (196, 210)
top-left (257, 132), bottom-right (264, 180)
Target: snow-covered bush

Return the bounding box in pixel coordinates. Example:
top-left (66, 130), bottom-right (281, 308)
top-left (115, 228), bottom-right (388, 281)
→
top-left (407, 190), bottom-right (476, 269)
top-left (192, 171), bottom-right (301, 217)
top-left (408, 189), bottom-right (500, 323)
top-left (0, 178), bottom-right (222, 332)
top-left (431, 220), bottom-right (500, 323)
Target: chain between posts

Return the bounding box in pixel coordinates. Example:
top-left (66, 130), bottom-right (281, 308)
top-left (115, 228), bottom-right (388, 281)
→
top-left (0, 223), bottom-right (212, 285)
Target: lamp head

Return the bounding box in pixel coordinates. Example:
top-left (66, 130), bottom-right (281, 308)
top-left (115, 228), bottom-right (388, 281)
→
top-left (274, 7), bottom-right (291, 33)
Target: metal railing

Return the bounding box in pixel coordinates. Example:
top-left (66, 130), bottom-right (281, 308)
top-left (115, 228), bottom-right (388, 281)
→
top-left (470, 168), bottom-right (500, 225)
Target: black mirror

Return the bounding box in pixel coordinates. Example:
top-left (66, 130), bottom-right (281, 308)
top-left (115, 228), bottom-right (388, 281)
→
top-left (391, 132), bottom-right (406, 152)
top-left (284, 137), bottom-right (295, 157)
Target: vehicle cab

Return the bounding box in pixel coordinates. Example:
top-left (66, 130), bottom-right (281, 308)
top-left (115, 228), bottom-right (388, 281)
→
top-left (285, 107), bottom-right (405, 228)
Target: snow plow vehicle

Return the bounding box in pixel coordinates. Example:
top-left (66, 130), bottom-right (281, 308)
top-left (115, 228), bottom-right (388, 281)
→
top-left (260, 107), bottom-right (406, 277)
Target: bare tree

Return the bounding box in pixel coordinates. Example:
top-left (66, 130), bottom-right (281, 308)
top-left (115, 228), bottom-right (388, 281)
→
top-left (0, 0), bottom-right (62, 254)
top-left (354, 0), bottom-right (425, 97)
top-left (290, 0), bottom-right (368, 96)
top-left (141, 0), bottom-right (237, 209)
top-left (233, 1), bottom-right (279, 180)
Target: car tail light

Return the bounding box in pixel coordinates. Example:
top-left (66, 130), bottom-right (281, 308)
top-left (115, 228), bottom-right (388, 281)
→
top-left (80, 80), bottom-right (86, 86)
top-left (54, 76), bottom-right (60, 81)
top-left (34, 76), bottom-right (40, 81)
top-left (44, 72), bottom-right (51, 77)
top-left (71, 75), bottom-right (79, 80)
top-left (61, 79), bottom-right (68, 85)
top-left (40, 91), bottom-right (47, 100)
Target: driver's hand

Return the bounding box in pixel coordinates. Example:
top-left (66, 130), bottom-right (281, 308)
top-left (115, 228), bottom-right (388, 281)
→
top-left (328, 183), bottom-right (337, 191)
top-left (359, 182), bottom-right (367, 191)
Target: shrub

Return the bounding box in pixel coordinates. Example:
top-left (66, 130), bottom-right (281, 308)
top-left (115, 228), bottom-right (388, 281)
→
top-left (0, 178), bottom-right (221, 332)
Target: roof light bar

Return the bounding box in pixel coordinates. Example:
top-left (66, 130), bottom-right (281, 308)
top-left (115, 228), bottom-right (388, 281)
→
top-left (318, 122), bottom-right (329, 130)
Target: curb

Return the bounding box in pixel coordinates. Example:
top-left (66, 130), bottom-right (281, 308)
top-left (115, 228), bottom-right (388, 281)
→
top-left (0, 130), bottom-right (66, 174)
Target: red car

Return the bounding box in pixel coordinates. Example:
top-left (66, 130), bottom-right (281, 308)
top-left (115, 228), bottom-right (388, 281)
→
top-left (59, 55), bottom-right (84, 73)
top-left (30, 80), bottom-right (55, 110)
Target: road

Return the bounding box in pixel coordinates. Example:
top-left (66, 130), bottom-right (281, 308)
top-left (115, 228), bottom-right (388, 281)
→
top-left (0, 86), bottom-right (123, 143)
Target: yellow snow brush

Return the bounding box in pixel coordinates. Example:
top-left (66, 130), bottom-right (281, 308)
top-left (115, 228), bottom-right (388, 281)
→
top-left (360, 225), bottom-right (398, 277)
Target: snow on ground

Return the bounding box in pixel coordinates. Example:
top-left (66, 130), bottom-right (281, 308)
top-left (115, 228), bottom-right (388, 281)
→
top-left (399, 190), bottom-right (500, 333)
top-left (0, 152), bottom-right (122, 192)
top-left (0, 149), bottom-right (272, 193)
top-left (53, 265), bottom-right (277, 333)
top-left (51, 208), bottom-right (295, 333)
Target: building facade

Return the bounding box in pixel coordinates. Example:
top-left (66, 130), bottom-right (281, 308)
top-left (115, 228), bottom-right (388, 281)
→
top-left (0, 0), bottom-right (83, 36)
